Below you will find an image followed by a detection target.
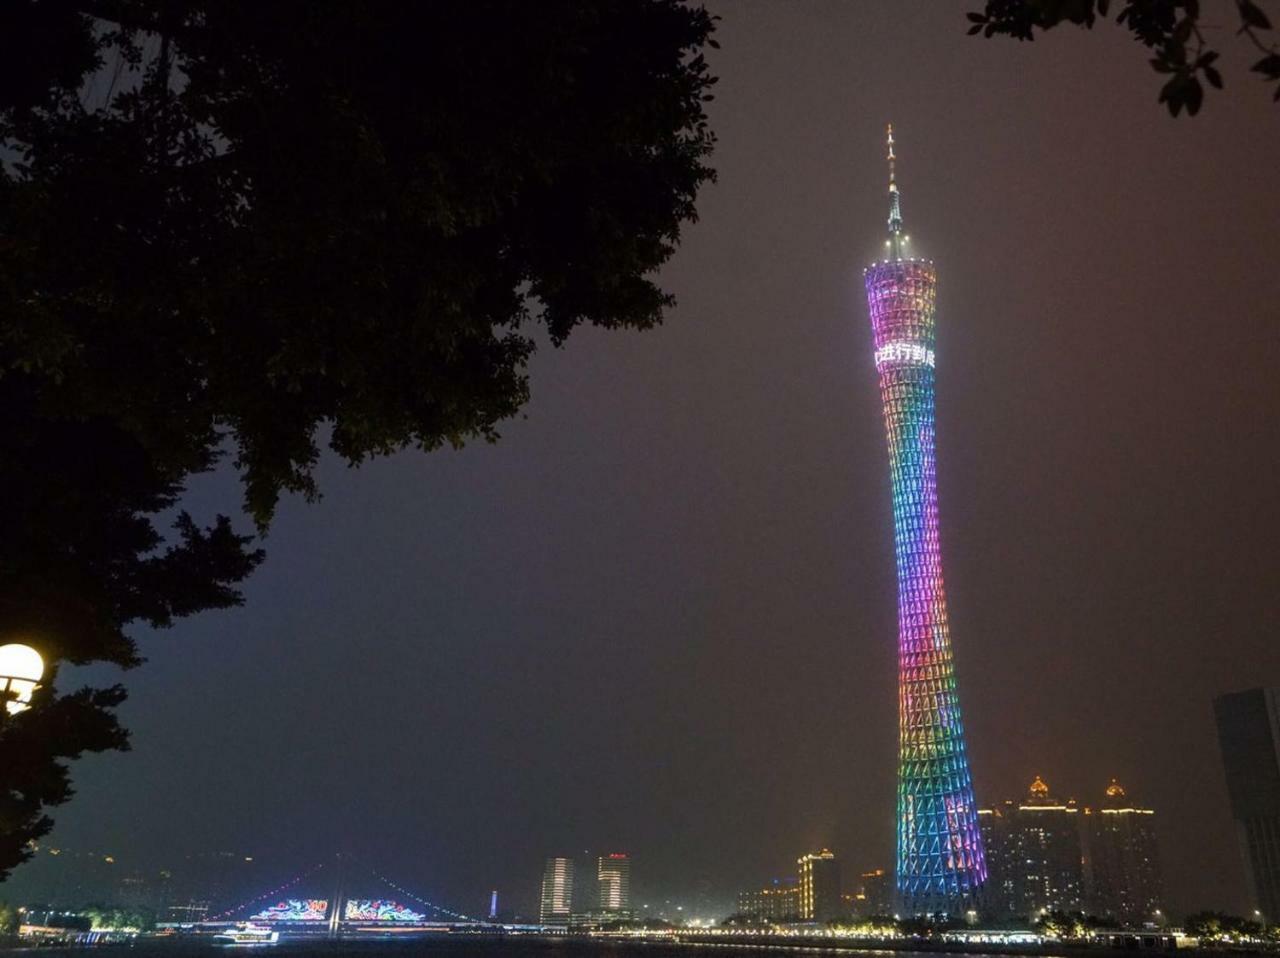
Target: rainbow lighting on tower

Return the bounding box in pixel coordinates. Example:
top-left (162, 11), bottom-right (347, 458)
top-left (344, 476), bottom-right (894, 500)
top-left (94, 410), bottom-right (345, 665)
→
top-left (864, 124), bottom-right (986, 914)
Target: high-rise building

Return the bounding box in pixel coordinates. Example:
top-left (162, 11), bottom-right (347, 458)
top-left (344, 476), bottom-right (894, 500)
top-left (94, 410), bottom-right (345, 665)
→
top-left (863, 124), bottom-right (985, 914)
top-left (977, 803), bottom-right (1018, 916)
top-left (596, 853), bottom-right (632, 918)
top-left (737, 878), bottom-right (800, 921)
top-left (539, 857), bottom-right (574, 926)
top-left (1083, 779), bottom-right (1162, 924)
top-left (1214, 688), bottom-right (1280, 921)
top-left (980, 778), bottom-right (1084, 918)
top-left (797, 849), bottom-right (841, 922)
top-left (1014, 776), bottom-right (1085, 914)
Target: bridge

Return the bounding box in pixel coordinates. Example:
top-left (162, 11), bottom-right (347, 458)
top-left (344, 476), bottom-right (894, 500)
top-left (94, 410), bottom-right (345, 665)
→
top-left (187, 857), bottom-right (529, 937)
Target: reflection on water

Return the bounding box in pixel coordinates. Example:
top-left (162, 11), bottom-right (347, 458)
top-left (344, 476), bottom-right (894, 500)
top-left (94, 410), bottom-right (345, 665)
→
top-left (2, 937), bottom-right (1076, 958)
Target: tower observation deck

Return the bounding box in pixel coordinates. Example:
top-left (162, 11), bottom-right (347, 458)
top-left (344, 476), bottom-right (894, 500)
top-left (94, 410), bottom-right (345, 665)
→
top-left (863, 125), bottom-right (986, 915)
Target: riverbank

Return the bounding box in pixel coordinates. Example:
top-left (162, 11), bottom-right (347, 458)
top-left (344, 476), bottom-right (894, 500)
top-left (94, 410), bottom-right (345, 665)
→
top-left (671, 931), bottom-right (1280, 957)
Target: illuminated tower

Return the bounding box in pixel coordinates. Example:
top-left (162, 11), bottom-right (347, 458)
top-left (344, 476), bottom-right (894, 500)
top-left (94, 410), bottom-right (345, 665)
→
top-left (864, 125), bottom-right (986, 913)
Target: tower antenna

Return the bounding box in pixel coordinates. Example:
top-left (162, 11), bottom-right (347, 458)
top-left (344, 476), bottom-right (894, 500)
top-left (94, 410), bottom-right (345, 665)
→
top-left (886, 123), bottom-right (904, 259)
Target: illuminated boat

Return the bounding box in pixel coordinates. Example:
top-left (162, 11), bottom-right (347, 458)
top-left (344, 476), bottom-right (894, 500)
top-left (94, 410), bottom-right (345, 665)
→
top-left (213, 924), bottom-right (280, 946)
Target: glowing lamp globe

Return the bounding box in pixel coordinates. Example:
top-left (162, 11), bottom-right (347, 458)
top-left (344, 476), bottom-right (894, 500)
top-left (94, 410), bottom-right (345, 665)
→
top-left (0, 643), bottom-right (45, 715)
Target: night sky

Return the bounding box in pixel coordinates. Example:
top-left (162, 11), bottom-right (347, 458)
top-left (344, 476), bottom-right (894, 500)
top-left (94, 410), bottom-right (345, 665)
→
top-left (26, 0), bottom-right (1280, 921)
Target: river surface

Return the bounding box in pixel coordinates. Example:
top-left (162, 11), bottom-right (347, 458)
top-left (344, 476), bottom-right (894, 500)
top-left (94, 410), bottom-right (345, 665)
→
top-left (0, 937), bottom-right (1067, 958)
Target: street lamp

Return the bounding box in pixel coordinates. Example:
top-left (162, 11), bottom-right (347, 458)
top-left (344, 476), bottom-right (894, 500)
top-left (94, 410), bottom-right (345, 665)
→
top-left (0, 643), bottom-right (45, 715)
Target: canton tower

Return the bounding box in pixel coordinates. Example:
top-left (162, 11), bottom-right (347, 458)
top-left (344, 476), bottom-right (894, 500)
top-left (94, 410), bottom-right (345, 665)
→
top-left (863, 125), bottom-right (986, 914)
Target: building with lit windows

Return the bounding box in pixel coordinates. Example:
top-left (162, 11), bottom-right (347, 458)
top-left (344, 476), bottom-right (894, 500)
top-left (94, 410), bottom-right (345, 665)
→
top-left (797, 850), bottom-right (841, 922)
top-left (737, 878), bottom-right (800, 921)
top-left (539, 857), bottom-right (574, 926)
top-left (596, 854), bottom-right (632, 918)
top-left (1083, 779), bottom-right (1162, 924)
top-left (863, 125), bottom-right (985, 915)
top-left (980, 777), bottom-right (1084, 918)
top-left (1215, 688), bottom-right (1280, 922)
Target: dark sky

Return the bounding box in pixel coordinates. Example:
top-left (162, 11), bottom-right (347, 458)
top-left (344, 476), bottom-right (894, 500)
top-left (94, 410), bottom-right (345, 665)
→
top-left (26, 0), bottom-right (1280, 922)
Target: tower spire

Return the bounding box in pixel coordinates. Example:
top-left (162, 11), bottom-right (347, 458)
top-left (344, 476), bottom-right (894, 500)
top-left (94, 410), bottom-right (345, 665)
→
top-left (886, 123), bottom-right (904, 259)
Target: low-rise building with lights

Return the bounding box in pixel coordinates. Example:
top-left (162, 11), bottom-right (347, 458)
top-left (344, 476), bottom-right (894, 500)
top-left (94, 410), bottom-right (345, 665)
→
top-left (737, 878), bottom-right (800, 921)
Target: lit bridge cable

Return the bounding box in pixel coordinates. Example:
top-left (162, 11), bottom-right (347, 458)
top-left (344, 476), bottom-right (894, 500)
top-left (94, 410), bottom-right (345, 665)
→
top-left (207, 860), bottom-right (328, 921)
top-left (368, 868), bottom-right (480, 923)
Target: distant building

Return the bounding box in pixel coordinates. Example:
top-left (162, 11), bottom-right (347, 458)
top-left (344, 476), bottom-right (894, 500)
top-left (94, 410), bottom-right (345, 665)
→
top-left (539, 858), bottom-right (574, 926)
top-left (596, 854), bottom-right (632, 918)
top-left (797, 850), bottom-right (841, 922)
top-left (861, 868), bottom-right (893, 915)
top-left (980, 777), bottom-right (1084, 918)
top-left (1083, 779), bottom-right (1162, 924)
top-left (164, 901), bottom-right (210, 924)
top-left (842, 868), bottom-right (892, 918)
top-left (978, 804), bottom-right (1018, 915)
top-left (737, 878), bottom-right (800, 921)
top-left (1215, 688), bottom-right (1280, 922)
top-left (174, 851), bottom-right (262, 917)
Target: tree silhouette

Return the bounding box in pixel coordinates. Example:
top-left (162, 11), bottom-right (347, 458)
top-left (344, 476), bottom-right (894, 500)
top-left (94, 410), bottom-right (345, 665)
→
top-left (967, 0), bottom-right (1280, 115)
top-left (0, 0), bottom-right (717, 880)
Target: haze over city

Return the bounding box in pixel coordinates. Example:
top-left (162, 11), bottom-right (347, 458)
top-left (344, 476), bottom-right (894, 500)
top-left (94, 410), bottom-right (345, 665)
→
top-left (3, 0), bottom-right (1279, 940)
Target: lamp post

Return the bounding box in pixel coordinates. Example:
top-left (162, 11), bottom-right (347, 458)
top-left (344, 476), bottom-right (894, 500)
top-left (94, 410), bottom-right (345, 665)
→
top-left (0, 643), bottom-right (45, 717)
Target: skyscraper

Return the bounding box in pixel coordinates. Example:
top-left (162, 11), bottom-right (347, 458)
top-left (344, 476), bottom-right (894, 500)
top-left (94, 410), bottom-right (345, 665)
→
top-left (596, 853), bottom-right (632, 918)
top-left (1214, 688), bottom-right (1280, 921)
top-left (979, 779), bottom-right (1086, 919)
top-left (1007, 776), bottom-right (1084, 915)
top-left (977, 802), bottom-right (1018, 916)
top-left (539, 857), bottom-right (574, 926)
top-left (1084, 779), bottom-right (1162, 923)
top-left (863, 124), bottom-right (985, 914)
top-left (797, 849), bottom-right (841, 922)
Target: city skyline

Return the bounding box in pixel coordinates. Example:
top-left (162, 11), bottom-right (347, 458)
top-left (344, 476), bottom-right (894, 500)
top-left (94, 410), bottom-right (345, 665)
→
top-left (0, 773), bottom-right (1184, 924)
top-left (19, 0), bottom-right (1280, 922)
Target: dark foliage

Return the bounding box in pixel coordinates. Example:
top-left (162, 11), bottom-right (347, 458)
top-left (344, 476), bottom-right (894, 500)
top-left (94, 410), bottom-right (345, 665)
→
top-left (967, 0), bottom-right (1280, 115)
top-left (0, 0), bottom-right (717, 880)
top-left (1183, 911), bottom-right (1271, 940)
top-left (1033, 909), bottom-right (1110, 938)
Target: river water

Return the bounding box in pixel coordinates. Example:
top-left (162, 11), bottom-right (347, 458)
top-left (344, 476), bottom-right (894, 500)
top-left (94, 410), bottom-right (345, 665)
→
top-left (0, 937), bottom-right (1039, 958)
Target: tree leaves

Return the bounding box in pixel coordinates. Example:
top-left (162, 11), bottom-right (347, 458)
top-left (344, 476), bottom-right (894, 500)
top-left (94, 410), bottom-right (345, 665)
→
top-left (1240, 0), bottom-right (1272, 30)
top-left (967, 0), bottom-right (1280, 114)
top-left (0, 0), bottom-right (718, 881)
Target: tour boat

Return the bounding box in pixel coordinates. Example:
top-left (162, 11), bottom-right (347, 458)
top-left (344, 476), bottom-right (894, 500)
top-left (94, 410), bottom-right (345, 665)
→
top-left (213, 924), bottom-right (279, 946)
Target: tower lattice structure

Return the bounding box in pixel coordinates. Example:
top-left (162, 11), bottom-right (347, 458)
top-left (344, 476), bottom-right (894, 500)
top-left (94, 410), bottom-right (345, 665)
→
top-left (863, 125), bottom-right (986, 914)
